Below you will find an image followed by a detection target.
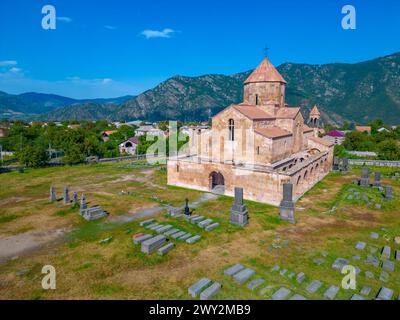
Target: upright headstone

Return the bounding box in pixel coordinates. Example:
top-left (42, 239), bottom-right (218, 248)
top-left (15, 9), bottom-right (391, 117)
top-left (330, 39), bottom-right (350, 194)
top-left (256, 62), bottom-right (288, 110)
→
top-left (184, 198), bottom-right (191, 216)
top-left (63, 186), bottom-right (70, 204)
top-left (360, 167), bottom-right (369, 187)
top-left (72, 192), bottom-right (78, 207)
top-left (341, 158), bottom-right (348, 173)
top-left (80, 194), bottom-right (87, 213)
top-left (49, 186), bottom-right (57, 202)
top-left (385, 186), bottom-right (393, 200)
top-left (332, 157), bottom-right (339, 171)
top-left (374, 172), bottom-right (381, 187)
top-left (279, 183), bottom-right (296, 224)
top-left (230, 187), bottom-right (249, 227)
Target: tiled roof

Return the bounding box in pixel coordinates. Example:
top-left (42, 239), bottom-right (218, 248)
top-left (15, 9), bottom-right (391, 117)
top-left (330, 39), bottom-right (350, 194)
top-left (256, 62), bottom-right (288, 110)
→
top-left (310, 105), bottom-right (321, 117)
top-left (326, 130), bottom-right (345, 138)
top-left (244, 58), bottom-right (287, 84)
top-left (275, 107), bottom-right (300, 119)
top-left (103, 130), bottom-right (117, 136)
top-left (309, 136), bottom-right (334, 147)
top-left (356, 126), bottom-right (371, 133)
top-left (232, 104), bottom-right (275, 120)
top-left (255, 127), bottom-right (292, 139)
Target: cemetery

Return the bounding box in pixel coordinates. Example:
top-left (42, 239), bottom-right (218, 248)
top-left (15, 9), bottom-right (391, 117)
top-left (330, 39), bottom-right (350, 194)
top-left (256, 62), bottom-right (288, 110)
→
top-left (0, 160), bottom-right (399, 299)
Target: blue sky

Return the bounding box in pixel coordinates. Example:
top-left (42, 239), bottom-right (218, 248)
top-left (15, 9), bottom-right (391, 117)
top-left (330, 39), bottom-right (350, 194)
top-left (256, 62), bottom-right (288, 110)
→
top-left (0, 0), bottom-right (399, 99)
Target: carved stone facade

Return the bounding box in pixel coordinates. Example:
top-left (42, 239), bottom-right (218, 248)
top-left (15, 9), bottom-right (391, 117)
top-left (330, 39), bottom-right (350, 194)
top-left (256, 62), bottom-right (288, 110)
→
top-left (167, 58), bottom-right (334, 205)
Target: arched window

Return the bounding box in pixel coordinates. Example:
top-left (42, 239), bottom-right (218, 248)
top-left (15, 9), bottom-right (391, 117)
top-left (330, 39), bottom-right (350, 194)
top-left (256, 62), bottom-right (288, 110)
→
top-left (228, 119), bottom-right (235, 141)
top-left (255, 94), bottom-right (259, 105)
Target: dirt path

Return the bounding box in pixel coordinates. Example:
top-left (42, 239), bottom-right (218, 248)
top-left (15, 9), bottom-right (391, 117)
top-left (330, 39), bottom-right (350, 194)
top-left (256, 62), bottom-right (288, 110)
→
top-left (0, 227), bottom-right (70, 264)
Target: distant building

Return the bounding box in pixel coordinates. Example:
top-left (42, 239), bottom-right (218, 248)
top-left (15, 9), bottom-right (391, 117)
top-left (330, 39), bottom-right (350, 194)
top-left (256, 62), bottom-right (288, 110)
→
top-left (377, 127), bottom-right (389, 133)
top-left (101, 130), bottom-right (117, 142)
top-left (323, 130), bottom-right (345, 145)
top-left (0, 126), bottom-right (7, 138)
top-left (355, 126), bottom-right (371, 135)
top-left (67, 124), bottom-right (80, 130)
top-left (135, 125), bottom-right (164, 137)
top-left (119, 137), bottom-right (139, 155)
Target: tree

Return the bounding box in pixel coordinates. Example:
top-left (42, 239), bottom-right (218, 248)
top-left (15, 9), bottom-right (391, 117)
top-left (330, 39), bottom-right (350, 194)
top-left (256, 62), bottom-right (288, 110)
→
top-left (16, 145), bottom-right (49, 168)
top-left (63, 145), bottom-right (85, 164)
top-left (377, 140), bottom-right (400, 160)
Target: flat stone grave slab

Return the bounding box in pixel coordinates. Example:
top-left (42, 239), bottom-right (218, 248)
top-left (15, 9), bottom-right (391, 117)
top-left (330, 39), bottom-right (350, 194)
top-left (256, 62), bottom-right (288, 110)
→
top-left (247, 278), bottom-right (265, 290)
top-left (382, 260), bottom-right (395, 272)
top-left (352, 255), bottom-right (360, 261)
top-left (186, 214), bottom-right (199, 221)
top-left (355, 242), bottom-right (366, 250)
top-left (376, 287), bottom-right (393, 300)
top-left (186, 235), bottom-right (201, 244)
top-left (205, 223), bottom-right (219, 231)
top-left (381, 246), bottom-right (391, 259)
top-left (224, 264), bottom-right (245, 277)
top-left (272, 287), bottom-right (292, 300)
top-left (145, 222), bottom-right (159, 229)
top-left (379, 271), bottom-right (389, 282)
top-left (233, 268), bottom-right (255, 284)
top-left (178, 233), bottom-right (192, 241)
top-left (171, 231), bottom-right (186, 239)
top-left (288, 273), bottom-right (295, 279)
top-left (200, 282), bottom-right (221, 300)
top-left (188, 278), bottom-right (211, 297)
top-left (365, 271), bottom-right (374, 279)
top-left (396, 250), bottom-right (400, 261)
top-left (141, 235), bottom-right (166, 254)
top-left (198, 219), bottom-right (213, 228)
top-left (370, 232), bottom-right (379, 239)
top-left (158, 243), bottom-right (175, 256)
top-left (296, 272), bottom-right (305, 283)
top-left (332, 258), bottom-right (349, 270)
top-left (133, 234), bottom-right (153, 245)
top-left (351, 294), bottom-right (366, 300)
top-left (140, 219), bottom-right (155, 227)
top-left (370, 246), bottom-right (378, 254)
top-left (360, 286), bottom-right (372, 296)
top-left (307, 280), bottom-right (322, 294)
top-left (164, 228), bottom-right (180, 236)
top-left (156, 225), bottom-right (173, 233)
top-left (279, 269), bottom-right (288, 276)
top-left (366, 255), bottom-right (379, 268)
top-left (271, 266), bottom-right (280, 272)
top-left (324, 285), bottom-right (339, 300)
top-left (289, 294), bottom-right (307, 300)
top-left (191, 216), bottom-right (205, 224)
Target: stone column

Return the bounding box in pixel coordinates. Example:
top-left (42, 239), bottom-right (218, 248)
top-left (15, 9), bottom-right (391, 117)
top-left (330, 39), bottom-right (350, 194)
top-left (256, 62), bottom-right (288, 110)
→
top-left (279, 183), bottom-right (296, 224)
top-left (63, 186), bottom-right (70, 205)
top-left (230, 187), bottom-right (248, 227)
top-left (80, 194), bottom-right (87, 213)
top-left (72, 192), bottom-right (78, 207)
top-left (341, 158), bottom-right (348, 173)
top-left (373, 172), bottom-right (381, 187)
top-left (49, 186), bottom-right (57, 202)
top-left (385, 186), bottom-right (393, 200)
top-left (360, 167), bottom-right (370, 187)
top-left (332, 157), bottom-right (339, 171)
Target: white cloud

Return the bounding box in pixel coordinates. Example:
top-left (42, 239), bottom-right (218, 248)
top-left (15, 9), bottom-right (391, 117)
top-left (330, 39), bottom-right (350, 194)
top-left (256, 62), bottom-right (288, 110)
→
top-left (0, 60), bottom-right (17, 67)
top-left (141, 28), bottom-right (175, 39)
top-left (9, 67), bottom-right (22, 73)
top-left (104, 25), bottom-right (118, 30)
top-left (57, 16), bottom-right (72, 23)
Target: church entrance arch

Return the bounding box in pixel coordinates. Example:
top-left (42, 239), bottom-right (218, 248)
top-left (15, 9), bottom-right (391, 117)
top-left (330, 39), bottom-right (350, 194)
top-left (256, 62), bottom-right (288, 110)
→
top-left (209, 171), bottom-right (225, 193)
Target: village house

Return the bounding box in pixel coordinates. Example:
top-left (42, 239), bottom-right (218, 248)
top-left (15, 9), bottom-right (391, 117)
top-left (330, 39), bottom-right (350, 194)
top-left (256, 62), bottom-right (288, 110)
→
top-left (101, 130), bottom-right (117, 142)
top-left (323, 130), bottom-right (346, 145)
top-left (119, 137), bottom-right (139, 155)
top-left (135, 125), bottom-right (164, 137)
top-left (167, 58), bottom-right (334, 205)
top-left (356, 126), bottom-right (371, 135)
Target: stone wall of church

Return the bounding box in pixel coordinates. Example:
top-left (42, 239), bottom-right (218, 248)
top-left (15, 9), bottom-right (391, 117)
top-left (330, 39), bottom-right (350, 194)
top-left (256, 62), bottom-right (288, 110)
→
top-left (243, 82), bottom-right (285, 107)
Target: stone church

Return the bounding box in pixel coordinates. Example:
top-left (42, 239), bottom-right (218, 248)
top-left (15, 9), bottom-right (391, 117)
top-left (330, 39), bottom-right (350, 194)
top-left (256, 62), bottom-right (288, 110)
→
top-left (167, 58), bottom-right (334, 205)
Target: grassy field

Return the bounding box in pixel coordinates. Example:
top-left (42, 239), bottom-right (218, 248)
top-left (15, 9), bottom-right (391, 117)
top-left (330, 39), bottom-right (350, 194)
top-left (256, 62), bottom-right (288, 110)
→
top-left (0, 162), bottom-right (399, 300)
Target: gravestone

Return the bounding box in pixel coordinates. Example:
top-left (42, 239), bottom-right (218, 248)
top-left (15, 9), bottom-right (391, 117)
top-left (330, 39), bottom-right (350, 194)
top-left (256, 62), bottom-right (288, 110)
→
top-left (332, 156), bottom-right (339, 171)
top-left (200, 282), bottom-right (221, 300)
top-left (324, 285), bottom-right (339, 300)
top-left (370, 232), bottom-right (379, 240)
top-left (81, 206), bottom-right (108, 221)
top-left (373, 172), bottom-right (381, 187)
top-left (140, 219), bottom-right (154, 227)
top-left (350, 294), bottom-right (366, 300)
top-left (80, 194), bottom-right (87, 213)
top-left (205, 222), bottom-right (219, 231)
top-left (186, 235), bottom-right (201, 244)
top-left (355, 242), bottom-right (366, 250)
top-left (341, 158), bottom-right (348, 173)
top-left (360, 167), bottom-right (369, 187)
top-left (247, 278), bottom-right (264, 290)
top-left (279, 183), bottom-right (296, 224)
top-left (232, 268), bottom-right (255, 284)
top-left (360, 286), bottom-right (372, 297)
top-left (188, 278), bottom-right (211, 297)
top-left (381, 246), bottom-right (391, 259)
top-left (376, 287), bottom-right (393, 300)
top-left (230, 187), bottom-right (249, 227)
top-left (307, 280), bottom-right (322, 294)
top-left (272, 287), bottom-right (291, 300)
top-left (184, 198), bottom-right (191, 216)
top-left (385, 186), bottom-right (393, 200)
top-left (133, 234), bottom-right (153, 245)
top-left (289, 294), bottom-right (307, 300)
top-left (224, 264), bottom-right (245, 277)
top-left (296, 272), bottom-right (305, 283)
top-left (141, 235), bottom-right (166, 254)
top-left (49, 186), bottom-right (57, 202)
top-left (382, 260), bottom-right (395, 272)
top-left (178, 233), bottom-right (192, 241)
top-left (72, 192), bottom-right (78, 207)
top-left (157, 243), bottom-right (175, 256)
top-left (63, 186), bottom-right (70, 204)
